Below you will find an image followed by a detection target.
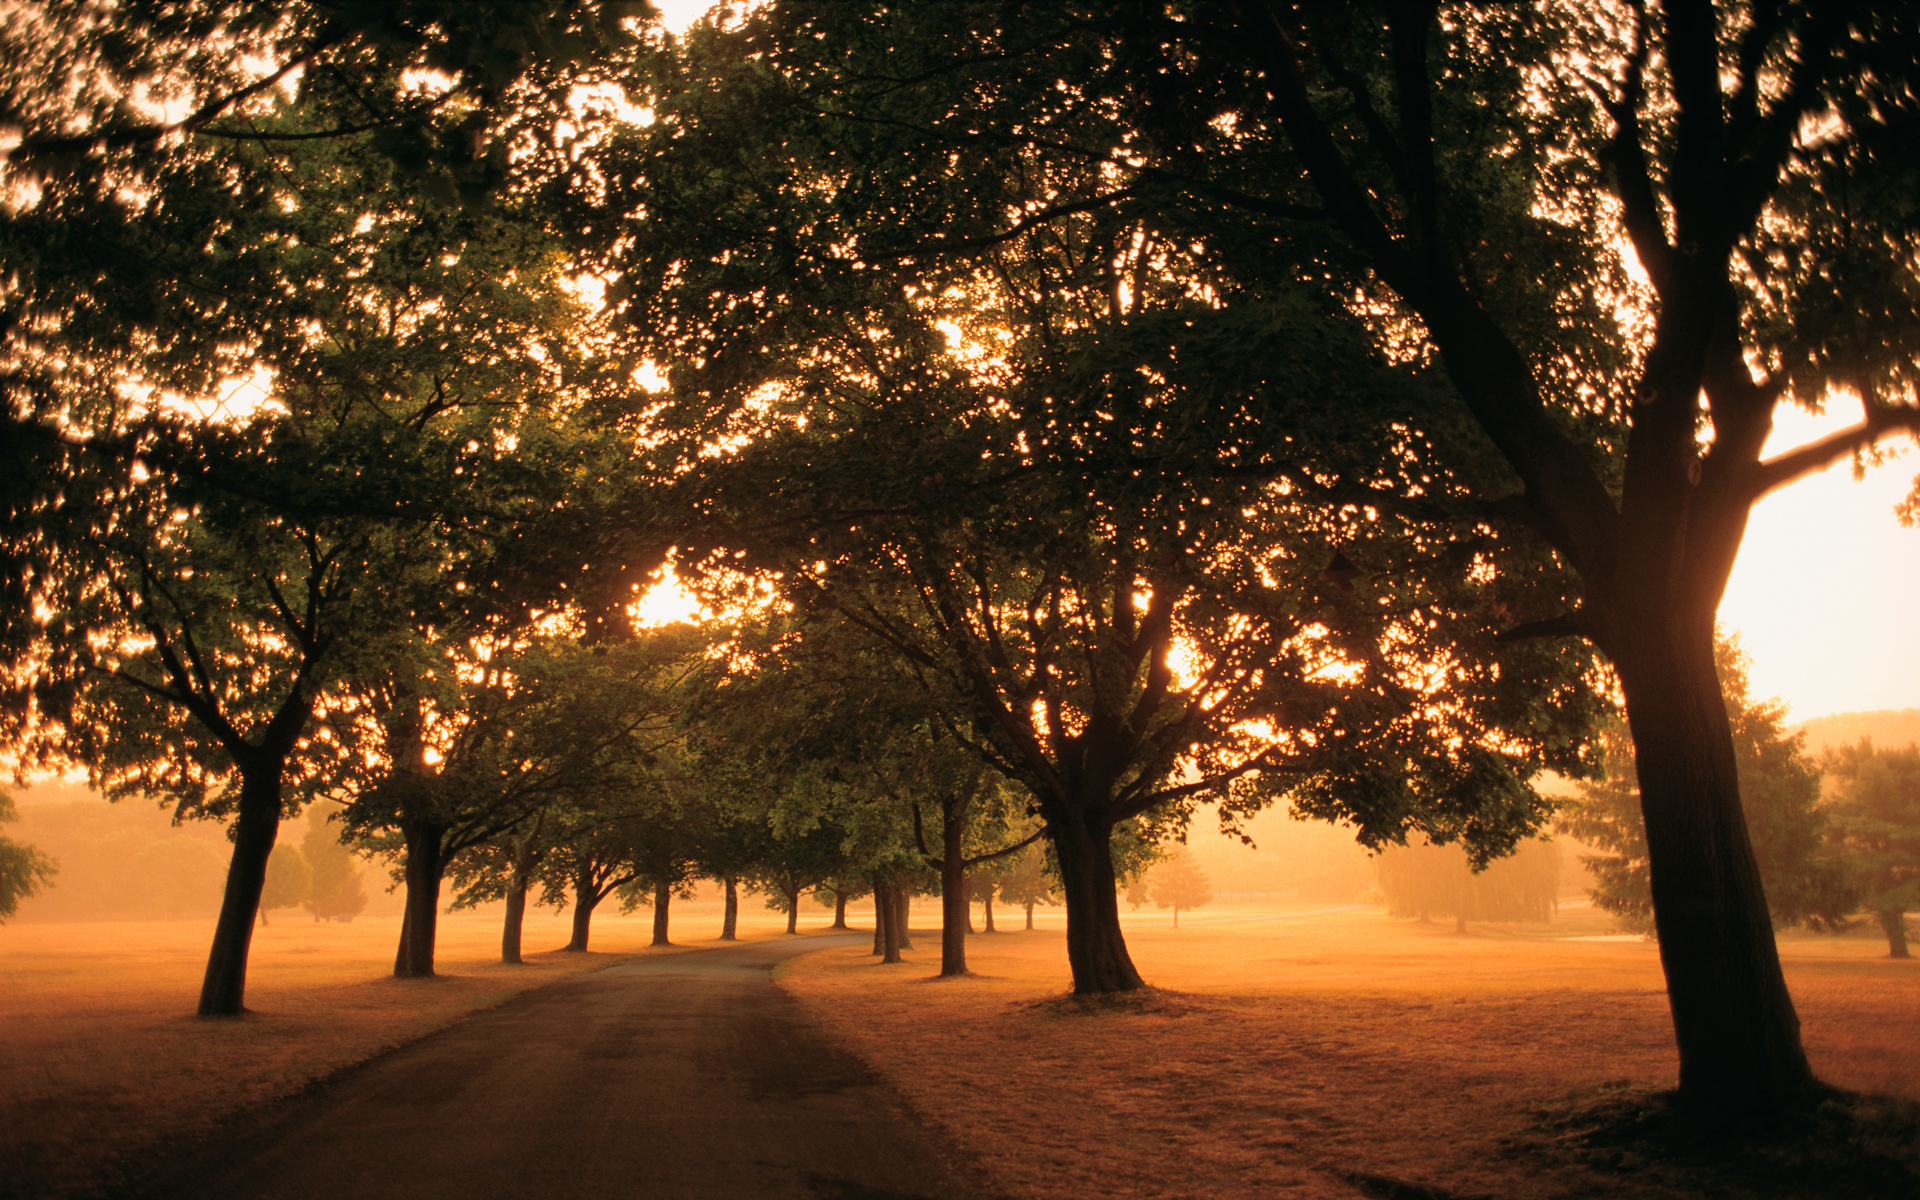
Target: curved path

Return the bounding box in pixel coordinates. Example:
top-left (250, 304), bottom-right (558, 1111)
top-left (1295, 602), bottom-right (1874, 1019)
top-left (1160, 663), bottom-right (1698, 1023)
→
top-left (136, 935), bottom-right (985, 1200)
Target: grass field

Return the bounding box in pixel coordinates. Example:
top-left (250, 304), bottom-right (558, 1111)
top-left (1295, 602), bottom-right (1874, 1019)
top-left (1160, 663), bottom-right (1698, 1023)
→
top-left (779, 901), bottom-right (1920, 1200)
top-left (0, 898), bottom-right (828, 1200)
top-left (7, 896), bottom-right (1916, 1199)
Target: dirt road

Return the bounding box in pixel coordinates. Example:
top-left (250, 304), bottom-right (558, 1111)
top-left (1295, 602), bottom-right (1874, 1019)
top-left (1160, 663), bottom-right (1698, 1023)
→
top-left (134, 934), bottom-right (984, 1199)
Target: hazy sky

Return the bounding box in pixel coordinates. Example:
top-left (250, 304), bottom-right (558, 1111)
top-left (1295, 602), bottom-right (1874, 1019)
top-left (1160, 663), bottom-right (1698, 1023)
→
top-left (1722, 401), bottom-right (1918, 722)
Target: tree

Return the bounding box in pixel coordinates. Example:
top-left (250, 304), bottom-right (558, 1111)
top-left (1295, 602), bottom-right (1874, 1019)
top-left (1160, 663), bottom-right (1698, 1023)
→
top-left (1823, 741), bottom-right (1920, 958)
top-left (1, 0), bottom-right (655, 1016)
top-left (257, 845), bottom-right (310, 926)
top-left (995, 845), bottom-right (1058, 931)
top-left (1376, 838), bottom-right (1559, 933)
top-left (0, 790), bottom-right (57, 921)
top-left (643, 0), bottom-right (1920, 1116)
top-left (611, 49), bottom-right (1604, 994)
top-left (1561, 636), bottom-right (1854, 936)
top-left (1150, 849), bottom-right (1214, 928)
top-left (300, 804), bottom-right (368, 924)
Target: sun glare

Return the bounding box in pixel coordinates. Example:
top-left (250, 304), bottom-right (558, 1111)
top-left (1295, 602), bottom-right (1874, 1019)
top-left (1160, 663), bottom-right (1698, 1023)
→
top-left (1721, 398), bottom-right (1920, 719)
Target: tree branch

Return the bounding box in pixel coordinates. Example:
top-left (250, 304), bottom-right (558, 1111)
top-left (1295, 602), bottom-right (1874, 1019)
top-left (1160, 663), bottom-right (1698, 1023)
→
top-left (1747, 402), bottom-right (1920, 500)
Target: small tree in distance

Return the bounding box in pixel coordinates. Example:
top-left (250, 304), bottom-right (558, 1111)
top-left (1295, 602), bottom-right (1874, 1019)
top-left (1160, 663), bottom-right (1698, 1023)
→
top-left (301, 806), bottom-right (368, 924)
top-left (1151, 850), bottom-right (1214, 929)
top-left (996, 846), bottom-right (1057, 930)
top-left (258, 846), bottom-right (310, 927)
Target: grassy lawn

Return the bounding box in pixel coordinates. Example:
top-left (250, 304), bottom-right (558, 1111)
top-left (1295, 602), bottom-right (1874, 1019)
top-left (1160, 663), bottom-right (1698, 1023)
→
top-left (0, 901), bottom-right (829, 1199)
top-left (778, 901), bottom-right (1920, 1199)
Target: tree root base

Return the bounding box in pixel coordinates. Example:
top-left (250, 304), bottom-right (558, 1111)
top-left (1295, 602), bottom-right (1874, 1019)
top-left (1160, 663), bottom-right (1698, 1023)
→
top-left (1503, 1082), bottom-right (1920, 1198)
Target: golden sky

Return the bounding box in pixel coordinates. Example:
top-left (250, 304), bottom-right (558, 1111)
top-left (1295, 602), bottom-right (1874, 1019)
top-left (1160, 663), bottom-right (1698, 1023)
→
top-left (1722, 403), bottom-right (1919, 721)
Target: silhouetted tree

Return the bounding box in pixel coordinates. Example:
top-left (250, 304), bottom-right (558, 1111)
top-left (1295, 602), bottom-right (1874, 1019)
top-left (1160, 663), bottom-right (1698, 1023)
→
top-left (1823, 741), bottom-right (1920, 958)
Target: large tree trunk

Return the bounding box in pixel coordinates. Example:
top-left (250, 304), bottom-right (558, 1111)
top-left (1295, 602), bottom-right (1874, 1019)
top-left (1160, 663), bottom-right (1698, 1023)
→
top-left (940, 814), bottom-right (969, 977)
top-left (1049, 814), bottom-right (1145, 994)
top-left (872, 883), bottom-right (890, 956)
top-left (720, 875), bottom-right (738, 941)
top-left (565, 869), bottom-right (599, 952)
top-left (197, 766), bottom-right (282, 1016)
top-left (1024, 900), bottom-right (1035, 931)
top-left (982, 891), bottom-right (997, 934)
top-left (784, 883), bottom-right (800, 935)
top-left (1880, 908), bottom-right (1911, 960)
top-left (392, 819), bottom-right (447, 979)
top-left (832, 889), bottom-right (849, 929)
top-left (651, 880), bottom-right (672, 947)
top-left (1615, 615), bottom-right (1817, 1115)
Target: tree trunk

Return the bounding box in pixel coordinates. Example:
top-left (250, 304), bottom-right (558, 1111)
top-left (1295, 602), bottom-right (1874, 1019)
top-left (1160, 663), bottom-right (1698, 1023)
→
top-left (983, 891), bottom-right (996, 934)
top-left (565, 868), bottom-right (599, 952)
top-left (872, 883), bottom-right (890, 956)
top-left (651, 879), bottom-right (672, 947)
top-left (1880, 908), bottom-right (1911, 959)
top-left (1049, 814), bottom-right (1146, 994)
top-left (503, 833), bottom-right (541, 963)
top-left (197, 767), bottom-right (282, 1016)
top-left (893, 886), bottom-right (913, 951)
top-left (832, 889), bottom-right (849, 929)
top-left (878, 880), bottom-right (904, 964)
top-left (501, 875), bottom-right (529, 965)
top-left (392, 819), bottom-right (447, 979)
top-left (1615, 618), bottom-right (1817, 1115)
top-left (720, 875), bottom-right (738, 940)
top-left (1454, 913), bottom-right (1466, 935)
top-left (501, 820), bottom-right (543, 965)
top-left (784, 884), bottom-right (799, 935)
top-left (1024, 900), bottom-right (1035, 930)
top-left (941, 814), bottom-right (968, 976)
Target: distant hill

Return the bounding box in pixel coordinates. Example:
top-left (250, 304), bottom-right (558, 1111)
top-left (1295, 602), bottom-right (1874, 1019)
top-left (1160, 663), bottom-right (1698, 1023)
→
top-left (1792, 709), bottom-right (1920, 753)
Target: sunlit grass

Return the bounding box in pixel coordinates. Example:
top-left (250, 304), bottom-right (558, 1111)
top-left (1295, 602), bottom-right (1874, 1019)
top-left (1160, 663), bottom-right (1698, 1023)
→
top-left (780, 902), bottom-right (1920, 1199)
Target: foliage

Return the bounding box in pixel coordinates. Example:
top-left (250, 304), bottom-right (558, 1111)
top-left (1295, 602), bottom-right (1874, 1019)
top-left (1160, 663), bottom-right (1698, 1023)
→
top-left (1559, 636), bottom-right (1855, 934)
top-left (0, 790), bottom-right (58, 921)
top-left (1822, 740), bottom-right (1920, 957)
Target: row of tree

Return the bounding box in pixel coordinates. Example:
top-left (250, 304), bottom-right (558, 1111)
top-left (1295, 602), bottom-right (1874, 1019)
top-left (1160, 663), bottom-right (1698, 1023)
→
top-left (4, 0), bottom-right (1920, 1121)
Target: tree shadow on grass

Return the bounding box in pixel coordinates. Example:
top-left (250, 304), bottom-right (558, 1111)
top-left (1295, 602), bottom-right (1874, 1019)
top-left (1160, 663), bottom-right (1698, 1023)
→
top-left (1504, 1082), bottom-right (1920, 1199)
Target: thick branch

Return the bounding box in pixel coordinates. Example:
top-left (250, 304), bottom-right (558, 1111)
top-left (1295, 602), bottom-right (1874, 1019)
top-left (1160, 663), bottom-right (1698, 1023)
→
top-left (1748, 405), bottom-right (1920, 500)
